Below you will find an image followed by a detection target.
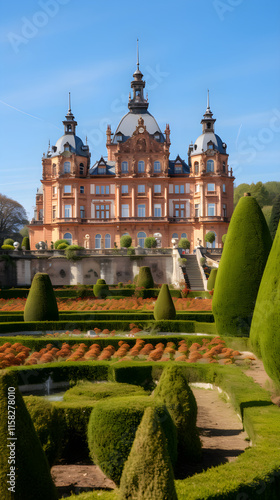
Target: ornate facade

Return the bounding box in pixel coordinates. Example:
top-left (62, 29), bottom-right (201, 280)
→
top-left (29, 62), bottom-right (234, 251)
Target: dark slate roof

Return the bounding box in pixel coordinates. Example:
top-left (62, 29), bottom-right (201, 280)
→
top-left (89, 157), bottom-right (115, 176)
top-left (168, 155), bottom-right (190, 175)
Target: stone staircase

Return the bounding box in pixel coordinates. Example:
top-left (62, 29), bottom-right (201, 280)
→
top-left (181, 254), bottom-right (204, 291)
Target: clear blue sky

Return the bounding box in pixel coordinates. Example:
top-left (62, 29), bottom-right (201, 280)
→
top-left (1, 0), bottom-right (280, 219)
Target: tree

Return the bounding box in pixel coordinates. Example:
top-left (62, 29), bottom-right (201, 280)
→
top-left (24, 273), bottom-right (59, 321)
top-left (178, 238), bottom-right (190, 249)
top-left (269, 194), bottom-right (280, 240)
top-left (120, 234), bottom-right (132, 248)
top-left (212, 196), bottom-right (272, 337)
top-left (144, 236), bottom-right (157, 248)
top-left (0, 194), bottom-right (28, 245)
top-left (234, 182), bottom-right (270, 208)
top-left (137, 266), bottom-right (154, 289)
top-left (154, 284), bottom-right (176, 320)
top-left (205, 231), bottom-right (215, 245)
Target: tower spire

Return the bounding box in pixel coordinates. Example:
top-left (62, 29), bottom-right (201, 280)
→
top-left (207, 89), bottom-right (210, 110)
top-left (68, 91), bottom-right (71, 113)
top-left (137, 38), bottom-right (139, 70)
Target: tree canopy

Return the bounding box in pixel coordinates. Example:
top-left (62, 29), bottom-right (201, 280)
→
top-left (234, 181), bottom-right (280, 208)
top-left (0, 194), bottom-right (28, 244)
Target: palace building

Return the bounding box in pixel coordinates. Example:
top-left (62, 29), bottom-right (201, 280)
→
top-left (29, 60), bottom-right (234, 251)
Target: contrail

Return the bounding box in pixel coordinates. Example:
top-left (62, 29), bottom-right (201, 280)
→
top-left (0, 99), bottom-right (61, 130)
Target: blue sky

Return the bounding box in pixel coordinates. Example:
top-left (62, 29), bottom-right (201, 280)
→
top-left (1, 0), bottom-right (280, 219)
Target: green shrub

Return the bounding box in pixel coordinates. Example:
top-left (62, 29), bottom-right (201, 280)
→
top-left (0, 371), bottom-right (58, 500)
top-left (154, 365), bottom-right (201, 464)
top-left (24, 396), bottom-right (64, 466)
top-left (120, 407), bottom-right (178, 500)
top-left (205, 231), bottom-right (215, 245)
top-left (222, 234), bottom-right (227, 245)
top-left (144, 237), bottom-right (157, 248)
top-left (3, 238), bottom-right (14, 246)
top-left (127, 246), bottom-right (135, 255)
top-left (54, 239), bottom-right (69, 249)
top-left (63, 381), bottom-right (147, 402)
top-left (120, 235), bottom-right (132, 248)
top-left (207, 268), bottom-right (218, 291)
top-left (24, 273), bottom-right (59, 322)
top-left (178, 238), bottom-right (190, 249)
top-left (87, 396), bottom-right (177, 485)
top-left (250, 220), bottom-right (280, 380)
top-left (21, 236), bottom-right (30, 250)
top-left (178, 258), bottom-right (187, 267)
top-left (57, 242), bottom-right (69, 250)
top-left (200, 257), bottom-right (206, 266)
top-left (65, 245), bottom-right (84, 260)
top-left (93, 279), bottom-right (109, 298)
top-left (154, 284), bottom-right (176, 321)
top-left (137, 266), bottom-right (154, 289)
top-left (1, 244), bottom-right (14, 250)
top-left (212, 196), bottom-right (272, 336)
top-left (269, 193), bottom-right (280, 240)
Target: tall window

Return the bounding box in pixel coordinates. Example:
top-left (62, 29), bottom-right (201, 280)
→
top-left (105, 234), bottom-right (111, 249)
top-left (138, 161), bottom-right (145, 173)
top-left (223, 184), bottom-right (226, 193)
top-left (137, 231), bottom-right (146, 248)
top-left (154, 185), bottom-right (161, 194)
top-left (121, 161), bottom-right (128, 173)
top-left (64, 233), bottom-right (72, 245)
top-left (175, 185), bottom-right (184, 194)
top-left (96, 205), bottom-right (110, 218)
top-left (122, 185), bottom-right (128, 194)
top-left (223, 204), bottom-right (227, 217)
top-left (64, 161), bottom-right (70, 173)
top-left (174, 204), bottom-right (185, 217)
top-left (223, 162), bottom-right (226, 173)
top-left (181, 232), bottom-right (187, 239)
top-left (138, 204), bottom-right (145, 217)
top-left (208, 203), bottom-right (215, 216)
top-left (80, 186), bottom-right (84, 194)
top-left (195, 184), bottom-right (200, 193)
top-left (154, 161), bottom-right (161, 172)
top-left (194, 162), bottom-right (199, 174)
top-left (64, 205), bottom-right (71, 218)
top-left (53, 186), bottom-right (57, 196)
top-left (80, 206), bottom-right (85, 218)
top-left (64, 185), bottom-right (71, 194)
top-left (138, 185), bottom-right (145, 194)
top-left (52, 206), bottom-right (56, 219)
top-left (154, 204), bottom-right (161, 217)
top-left (95, 234), bottom-right (101, 249)
top-left (207, 183), bottom-right (215, 192)
top-left (206, 160), bottom-right (214, 173)
top-left (195, 204), bottom-right (200, 217)
top-left (121, 204), bottom-right (129, 217)
top-left (79, 163), bottom-right (84, 175)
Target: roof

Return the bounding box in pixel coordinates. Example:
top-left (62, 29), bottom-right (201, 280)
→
top-left (89, 158), bottom-right (115, 176)
top-left (113, 110), bottom-right (164, 143)
top-left (168, 156), bottom-right (190, 175)
top-left (49, 134), bottom-right (89, 158)
top-left (191, 132), bottom-right (227, 155)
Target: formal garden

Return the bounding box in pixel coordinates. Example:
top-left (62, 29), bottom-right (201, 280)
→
top-left (1, 194), bottom-right (280, 499)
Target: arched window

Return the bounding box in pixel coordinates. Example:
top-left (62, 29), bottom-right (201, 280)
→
top-left (138, 161), bottom-right (145, 173)
top-left (63, 232), bottom-right (72, 245)
top-left (172, 233), bottom-right (178, 239)
top-left (154, 161), bottom-right (161, 172)
top-left (79, 163), bottom-right (84, 175)
top-left (95, 234), bottom-right (102, 249)
top-left (121, 161), bottom-right (128, 173)
top-left (137, 231), bottom-right (146, 248)
top-left (105, 234), bottom-right (111, 249)
top-left (64, 161), bottom-right (71, 173)
top-left (194, 162), bottom-right (199, 175)
top-left (181, 233), bottom-right (187, 239)
top-left (206, 160), bottom-right (214, 173)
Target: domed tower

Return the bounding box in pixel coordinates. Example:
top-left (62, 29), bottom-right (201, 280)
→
top-left (188, 92), bottom-right (234, 247)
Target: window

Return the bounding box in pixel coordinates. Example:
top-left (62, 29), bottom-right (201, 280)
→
top-left (79, 163), bottom-right (84, 175)
top-left (138, 204), bottom-right (145, 217)
top-left (195, 184), bottom-right (200, 193)
top-left (207, 122), bottom-right (211, 129)
top-left (39, 209), bottom-right (43, 220)
top-left (174, 204), bottom-right (185, 217)
top-left (98, 166), bottom-right (106, 174)
top-left (80, 186), bottom-right (84, 194)
top-left (105, 234), bottom-right (111, 249)
top-left (172, 233), bottom-right (178, 239)
top-left (121, 161), bottom-right (128, 173)
top-left (207, 142), bottom-right (214, 149)
top-left (181, 233), bottom-right (187, 239)
top-left (122, 185), bottom-right (128, 194)
top-left (137, 231), bottom-right (146, 248)
top-left (64, 185), bottom-right (71, 194)
top-left (174, 165), bottom-right (182, 173)
top-left (208, 203), bottom-right (215, 216)
top-left (174, 185), bottom-right (184, 194)
top-left (52, 206), bottom-right (56, 219)
top-left (121, 204), bottom-right (129, 217)
top-left (96, 186), bottom-right (100, 195)
top-left (175, 185), bottom-right (179, 194)
top-left (64, 233), bottom-right (72, 245)
top-left (223, 184), bottom-right (226, 193)
top-left (53, 186), bottom-right (57, 196)
top-left (64, 161), bottom-right (70, 173)
top-left (138, 161), bottom-right (145, 173)
top-left (207, 183), bottom-right (215, 192)
top-left (207, 160), bottom-right (214, 173)
top-left (154, 161), bottom-right (161, 172)
top-left (223, 204), bottom-right (227, 217)
top-left (194, 162), bottom-right (199, 175)
top-left (95, 234), bottom-right (101, 249)
top-left (96, 205), bottom-right (110, 218)
top-left (138, 184), bottom-right (145, 194)
top-left (80, 206), bottom-right (85, 218)
top-left (64, 205), bottom-right (71, 218)
top-left (64, 145), bottom-right (70, 151)
top-left (154, 185), bottom-right (161, 194)
top-left (154, 204), bottom-right (161, 217)
top-left (195, 204), bottom-right (200, 217)
top-left (223, 162), bottom-right (226, 173)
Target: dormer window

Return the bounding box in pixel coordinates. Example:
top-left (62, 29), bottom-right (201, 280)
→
top-left (174, 165), bottom-right (182, 173)
top-left (207, 142), bottom-right (214, 150)
top-left (116, 133), bottom-right (123, 142)
top-left (154, 133), bottom-right (160, 141)
top-left (98, 166), bottom-right (106, 174)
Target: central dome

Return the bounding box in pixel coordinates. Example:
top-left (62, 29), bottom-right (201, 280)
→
top-left (191, 132), bottom-right (226, 155)
top-left (113, 110), bottom-right (164, 143)
top-left (50, 134), bottom-right (89, 157)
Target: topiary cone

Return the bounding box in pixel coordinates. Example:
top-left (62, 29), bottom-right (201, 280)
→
top-left (207, 268), bottom-right (218, 291)
top-left (250, 221), bottom-right (280, 380)
top-left (212, 196), bottom-right (272, 337)
top-left (137, 266), bottom-right (154, 289)
top-left (0, 371), bottom-right (58, 500)
top-left (24, 273), bottom-right (59, 322)
top-left (154, 284), bottom-right (176, 320)
top-left (119, 406), bottom-right (178, 500)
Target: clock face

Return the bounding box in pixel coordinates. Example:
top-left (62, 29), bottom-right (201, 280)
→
top-left (138, 127), bottom-right (144, 133)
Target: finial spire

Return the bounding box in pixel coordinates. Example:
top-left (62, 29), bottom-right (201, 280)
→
top-left (137, 38), bottom-right (139, 70)
top-left (68, 92), bottom-right (71, 113)
top-left (207, 89), bottom-right (210, 110)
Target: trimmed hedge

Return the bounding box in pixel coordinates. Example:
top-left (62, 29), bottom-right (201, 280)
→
top-left (63, 381), bottom-right (147, 402)
top-left (87, 395), bottom-right (177, 485)
top-left (207, 268), bottom-right (218, 291)
top-left (24, 273), bottom-right (59, 322)
top-left (137, 266), bottom-right (154, 289)
top-left (154, 284), bottom-right (176, 321)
